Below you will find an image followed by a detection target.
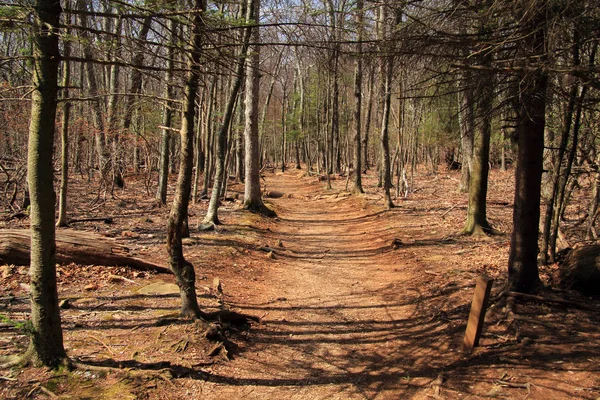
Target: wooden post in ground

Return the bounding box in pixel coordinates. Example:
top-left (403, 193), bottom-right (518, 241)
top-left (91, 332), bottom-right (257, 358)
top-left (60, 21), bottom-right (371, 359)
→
top-left (463, 275), bottom-right (493, 351)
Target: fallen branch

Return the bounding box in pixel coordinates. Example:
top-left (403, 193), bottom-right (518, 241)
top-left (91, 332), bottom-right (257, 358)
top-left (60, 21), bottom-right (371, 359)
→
top-left (67, 217), bottom-right (114, 224)
top-left (87, 335), bottom-right (115, 358)
top-left (39, 386), bottom-right (58, 398)
top-left (440, 203), bottom-right (464, 218)
top-left (495, 379), bottom-right (531, 394)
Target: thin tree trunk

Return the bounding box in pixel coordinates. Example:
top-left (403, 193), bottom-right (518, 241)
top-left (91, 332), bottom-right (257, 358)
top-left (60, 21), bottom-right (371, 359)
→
top-left (235, 90), bottom-right (245, 181)
top-left (107, 16), bottom-right (123, 190)
top-left (123, 16), bottom-right (152, 175)
top-left (156, 17), bottom-right (177, 205)
top-left (78, 0), bottom-right (109, 186)
top-left (363, 64), bottom-right (374, 171)
top-left (167, 3), bottom-right (206, 319)
top-left (56, 5), bottom-right (71, 228)
top-left (379, 4), bottom-right (394, 209)
top-left (203, 4), bottom-right (253, 227)
top-left (459, 74), bottom-right (475, 193)
top-left (201, 80), bottom-right (216, 199)
top-left (25, 0), bottom-right (67, 368)
top-left (192, 88), bottom-right (206, 203)
top-left (352, 0), bottom-right (364, 194)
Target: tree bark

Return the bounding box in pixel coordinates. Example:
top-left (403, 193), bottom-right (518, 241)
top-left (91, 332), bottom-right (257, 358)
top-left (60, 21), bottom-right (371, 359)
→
top-left (363, 64), bottom-right (374, 172)
top-left (156, 17), bottom-right (177, 205)
top-left (166, 2), bottom-right (206, 319)
top-left (77, 0), bottom-right (110, 186)
top-left (1, 229), bottom-right (170, 274)
top-left (352, 0), bottom-right (364, 194)
top-left (507, 1), bottom-right (548, 293)
top-left (463, 34), bottom-right (494, 235)
top-left (25, 0), bottom-right (68, 368)
top-left (56, 4), bottom-right (71, 228)
top-left (379, 3), bottom-right (394, 209)
top-left (243, 0), bottom-right (275, 216)
top-left (458, 73), bottom-right (475, 194)
top-left (203, 2), bottom-right (253, 227)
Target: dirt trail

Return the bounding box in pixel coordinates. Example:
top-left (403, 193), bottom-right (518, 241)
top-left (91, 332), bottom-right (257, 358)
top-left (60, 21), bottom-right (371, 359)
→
top-left (201, 172), bottom-right (466, 399)
top-left (2, 169), bottom-right (599, 399)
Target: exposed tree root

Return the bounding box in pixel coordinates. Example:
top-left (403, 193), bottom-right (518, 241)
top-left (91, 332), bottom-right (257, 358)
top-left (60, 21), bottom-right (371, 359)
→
top-left (244, 202), bottom-right (277, 218)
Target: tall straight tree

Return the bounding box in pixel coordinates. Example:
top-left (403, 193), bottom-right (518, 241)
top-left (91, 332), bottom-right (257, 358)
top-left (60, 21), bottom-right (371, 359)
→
top-left (157, 15), bottom-right (177, 205)
top-left (463, 4), bottom-right (494, 235)
top-left (379, 2), bottom-right (395, 209)
top-left (25, 0), bottom-right (68, 367)
top-left (243, 0), bottom-right (275, 216)
top-left (351, 0), bottom-right (365, 194)
top-left (202, 0), bottom-right (253, 227)
top-left (507, 0), bottom-right (549, 292)
top-left (167, 1), bottom-right (207, 318)
top-left (77, 0), bottom-right (110, 187)
top-left (56, 2), bottom-right (72, 228)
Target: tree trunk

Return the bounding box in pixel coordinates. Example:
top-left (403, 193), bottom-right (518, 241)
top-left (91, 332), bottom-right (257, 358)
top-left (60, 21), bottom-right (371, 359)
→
top-left (192, 88), bottom-right (205, 203)
top-left (123, 16), bottom-right (152, 175)
top-left (243, 0), bottom-right (275, 216)
top-left (203, 3), bottom-right (252, 227)
top-left (235, 93), bottom-right (245, 181)
top-left (201, 80), bottom-right (216, 199)
top-left (167, 2), bottom-right (205, 319)
top-left (56, 5), bottom-right (71, 228)
top-left (25, 0), bottom-right (67, 368)
top-left (507, 2), bottom-right (548, 293)
top-left (379, 4), bottom-right (394, 209)
top-left (106, 16), bottom-right (123, 190)
top-left (463, 48), bottom-right (494, 235)
top-left (156, 17), bottom-right (177, 205)
top-left (363, 64), bottom-right (374, 171)
top-left (458, 73), bottom-right (475, 193)
top-left (78, 0), bottom-right (109, 186)
top-left (352, 0), bottom-right (364, 194)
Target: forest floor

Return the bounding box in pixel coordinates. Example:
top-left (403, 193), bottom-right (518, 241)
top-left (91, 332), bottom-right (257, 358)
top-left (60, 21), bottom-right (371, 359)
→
top-left (1, 167), bottom-right (600, 399)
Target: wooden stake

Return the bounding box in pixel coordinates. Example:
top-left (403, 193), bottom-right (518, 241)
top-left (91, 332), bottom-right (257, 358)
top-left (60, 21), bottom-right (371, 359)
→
top-left (463, 275), bottom-right (493, 351)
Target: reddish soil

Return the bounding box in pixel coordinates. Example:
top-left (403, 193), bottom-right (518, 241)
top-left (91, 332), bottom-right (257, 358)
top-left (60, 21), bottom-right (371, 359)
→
top-left (1, 168), bottom-right (599, 399)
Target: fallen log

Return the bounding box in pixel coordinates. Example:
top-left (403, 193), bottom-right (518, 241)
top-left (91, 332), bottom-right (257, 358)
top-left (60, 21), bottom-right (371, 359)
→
top-left (0, 229), bottom-right (171, 274)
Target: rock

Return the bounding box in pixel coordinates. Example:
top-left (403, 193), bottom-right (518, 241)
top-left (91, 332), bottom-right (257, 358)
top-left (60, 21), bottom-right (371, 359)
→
top-left (556, 245), bottom-right (600, 295)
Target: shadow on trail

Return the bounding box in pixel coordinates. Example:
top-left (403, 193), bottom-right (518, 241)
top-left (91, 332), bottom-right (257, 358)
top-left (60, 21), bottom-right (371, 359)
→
top-left (73, 283), bottom-right (600, 399)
